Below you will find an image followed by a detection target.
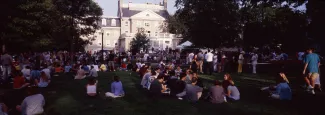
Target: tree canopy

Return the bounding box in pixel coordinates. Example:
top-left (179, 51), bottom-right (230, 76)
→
top-left (0, 0), bottom-right (102, 53)
top-left (130, 28), bottom-right (151, 53)
top-left (170, 0), bottom-right (325, 54)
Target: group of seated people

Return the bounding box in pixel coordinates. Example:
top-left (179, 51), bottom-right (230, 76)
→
top-left (138, 64), bottom-right (241, 103)
top-left (85, 76), bottom-right (125, 98)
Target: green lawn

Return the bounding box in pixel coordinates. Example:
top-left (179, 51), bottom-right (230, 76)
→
top-left (41, 71), bottom-right (323, 115)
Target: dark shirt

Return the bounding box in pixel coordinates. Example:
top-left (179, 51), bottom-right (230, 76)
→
top-left (108, 54), bottom-right (115, 61)
top-left (149, 79), bottom-right (163, 95)
top-left (195, 78), bottom-right (204, 88)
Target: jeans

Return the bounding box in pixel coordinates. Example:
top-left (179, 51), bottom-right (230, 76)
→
top-left (1, 65), bottom-right (11, 81)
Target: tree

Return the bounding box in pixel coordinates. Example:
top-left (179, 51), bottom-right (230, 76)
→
top-left (130, 29), bottom-right (151, 53)
top-left (0, 0), bottom-right (102, 53)
top-left (175, 0), bottom-right (241, 48)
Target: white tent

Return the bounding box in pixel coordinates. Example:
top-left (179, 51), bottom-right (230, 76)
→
top-left (176, 41), bottom-right (193, 49)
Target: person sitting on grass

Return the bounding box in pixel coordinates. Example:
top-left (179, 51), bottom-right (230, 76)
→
top-left (82, 64), bottom-right (90, 74)
top-left (105, 76), bottom-right (125, 98)
top-left (88, 66), bottom-right (98, 77)
top-left (35, 72), bottom-right (50, 88)
top-left (262, 73), bottom-right (292, 100)
top-left (86, 77), bottom-right (97, 97)
top-left (75, 66), bottom-right (86, 80)
top-left (226, 81), bottom-right (240, 101)
top-left (222, 73), bottom-right (233, 92)
top-left (185, 69), bottom-right (192, 84)
top-left (99, 63), bottom-right (107, 72)
top-left (13, 72), bottom-right (30, 89)
top-left (208, 80), bottom-right (226, 104)
top-left (0, 102), bottom-right (8, 115)
top-left (31, 67), bottom-right (41, 81)
top-left (54, 64), bottom-right (64, 73)
top-left (184, 77), bottom-right (203, 102)
top-left (175, 66), bottom-right (182, 77)
top-left (149, 74), bottom-right (167, 97)
top-left (64, 63), bottom-right (72, 73)
top-left (174, 73), bottom-right (187, 99)
top-left (192, 72), bottom-right (204, 88)
top-left (141, 69), bottom-right (151, 89)
top-left (21, 66), bottom-right (31, 81)
top-left (261, 72), bottom-right (289, 91)
top-left (16, 86), bottom-right (45, 115)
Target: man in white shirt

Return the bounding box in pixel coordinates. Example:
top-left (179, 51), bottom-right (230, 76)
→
top-left (251, 53), bottom-right (258, 74)
top-left (205, 50), bottom-right (214, 75)
top-left (88, 66), bottom-right (98, 77)
top-left (143, 53), bottom-right (149, 62)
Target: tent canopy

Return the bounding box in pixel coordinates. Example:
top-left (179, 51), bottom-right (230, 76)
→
top-left (176, 41), bottom-right (193, 49)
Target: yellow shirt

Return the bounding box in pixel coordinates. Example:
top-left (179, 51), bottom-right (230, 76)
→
top-left (100, 64), bottom-right (107, 71)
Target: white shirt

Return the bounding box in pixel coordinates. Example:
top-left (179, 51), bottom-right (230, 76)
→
top-left (87, 85), bottom-right (97, 94)
top-left (189, 53), bottom-right (194, 59)
top-left (251, 54), bottom-right (258, 64)
top-left (238, 54), bottom-right (244, 64)
top-left (206, 52), bottom-right (214, 62)
top-left (42, 68), bottom-right (51, 79)
top-left (89, 68), bottom-right (98, 77)
top-left (22, 68), bottom-right (31, 79)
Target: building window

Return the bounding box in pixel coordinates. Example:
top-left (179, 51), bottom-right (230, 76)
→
top-left (101, 19), bottom-right (107, 26)
top-left (125, 21), bottom-right (128, 26)
top-left (147, 31), bottom-right (151, 33)
top-left (111, 19), bottom-right (116, 26)
top-left (107, 32), bottom-right (110, 36)
top-left (146, 14), bottom-right (150, 16)
top-left (145, 23), bottom-right (150, 27)
top-left (125, 31), bottom-right (128, 33)
top-left (155, 32), bottom-right (158, 36)
top-left (165, 41), bottom-right (170, 44)
top-left (99, 43), bottom-right (102, 45)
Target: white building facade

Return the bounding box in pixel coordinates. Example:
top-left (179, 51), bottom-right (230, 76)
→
top-left (84, 0), bottom-right (182, 53)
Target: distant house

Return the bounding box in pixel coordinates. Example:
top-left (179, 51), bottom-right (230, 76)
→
top-left (84, 0), bottom-right (182, 53)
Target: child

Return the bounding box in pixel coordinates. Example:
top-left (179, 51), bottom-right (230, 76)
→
top-left (35, 72), bottom-right (50, 88)
top-left (86, 78), bottom-right (97, 96)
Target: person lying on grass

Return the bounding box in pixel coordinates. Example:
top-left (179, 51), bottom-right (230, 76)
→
top-left (105, 76), bottom-right (125, 98)
top-left (16, 86), bottom-right (45, 115)
top-left (261, 73), bottom-right (291, 100)
top-left (86, 77), bottom-right (97, 97)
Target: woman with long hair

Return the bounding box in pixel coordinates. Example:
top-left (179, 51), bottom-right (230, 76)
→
top-left (222, 73), bottom-right (233, 92)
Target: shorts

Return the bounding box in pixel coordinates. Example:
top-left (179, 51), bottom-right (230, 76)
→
top-left (315, 74), bottom-right (321, 85)
top-left (108, 61), bottom-right (114, 67)
top-left (305, 73), bottom-right (319, 80)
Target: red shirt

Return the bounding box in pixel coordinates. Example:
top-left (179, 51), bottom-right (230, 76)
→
top-left (13, 76), bottom-right (25, 89)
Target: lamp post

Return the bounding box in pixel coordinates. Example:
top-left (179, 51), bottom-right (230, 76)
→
top-left (101, 29), bottom-right (104, 62)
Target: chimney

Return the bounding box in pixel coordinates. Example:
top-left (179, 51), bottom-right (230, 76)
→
top-left (163, 0), bottom-right (167, 10)
top-left (118, 0), bottom-right (123, 17)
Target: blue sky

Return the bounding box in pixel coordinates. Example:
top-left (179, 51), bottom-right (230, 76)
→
top-left (95, 0), bottom-right (178, 16)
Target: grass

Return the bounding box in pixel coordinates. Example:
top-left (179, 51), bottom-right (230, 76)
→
top-left (3, 71), bottom-right (324, 115)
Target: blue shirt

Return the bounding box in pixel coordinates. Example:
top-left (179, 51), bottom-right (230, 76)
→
top-left (83, 66), bottom-right (90, 72)
top-left (111, 81), bottom-right (125, 96)
top-left (31, 70), bottom-right (41, 80)
top-left (304, 53), bottom-right (320, 73)
top-left (275, 82), bottom-right (292, 100)
top-left (64, 65), bottom-right (72, 73)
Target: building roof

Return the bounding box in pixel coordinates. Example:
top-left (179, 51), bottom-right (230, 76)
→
top-left (99, 17), bottom-right (121, 27)
top-left (121, 8), bottom-right (169, 19)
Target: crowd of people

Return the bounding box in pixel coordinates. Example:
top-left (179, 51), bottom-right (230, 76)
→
top-left (0, 46), bottom-right (322, 114)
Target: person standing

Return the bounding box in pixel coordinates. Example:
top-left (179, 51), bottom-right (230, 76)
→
top-left (197, 51), bottom-right (204, 74)
top-left (1, 52), bottom-right (13, 82)
top-left (188, 52), bottom-right (194, 64)
top-left (108, 51), bottom-right (115, 71)
top-left (251, 53), bottom-right (258, 74)
top-left (303, 48), bottom-right (320, 94)
top-left (205, 50), bottom-right (214, 75)
top-left (238, 51), bottom-right (245, 74)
